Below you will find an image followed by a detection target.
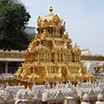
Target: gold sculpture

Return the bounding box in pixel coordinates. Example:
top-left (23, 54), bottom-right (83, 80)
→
top-left (14, 7), bottom-right (95, 87)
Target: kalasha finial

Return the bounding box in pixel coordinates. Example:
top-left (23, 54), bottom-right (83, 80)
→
top-left (49, 6), bottom-right (53, 12)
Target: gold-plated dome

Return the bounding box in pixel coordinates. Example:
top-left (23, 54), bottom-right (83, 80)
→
top-left (37, 7), bottom-right (64, 28)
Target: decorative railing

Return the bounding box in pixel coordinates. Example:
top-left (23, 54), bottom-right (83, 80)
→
top-left (81, 55), bottom-right (104, 61)
top-left (0, 50), bottom-right (24, 59)
top-left (0, 50), bottom-right (104, 61)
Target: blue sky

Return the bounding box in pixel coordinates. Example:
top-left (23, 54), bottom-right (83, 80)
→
top-left (20, 0), bottom-right (104, 55)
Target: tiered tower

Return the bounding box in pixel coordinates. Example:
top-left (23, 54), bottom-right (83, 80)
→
top-left (14, 7), bottom-right (95, 88)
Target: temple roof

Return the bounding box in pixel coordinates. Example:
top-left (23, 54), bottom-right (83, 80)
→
top-left (42, 7), bottom-right (55, 22)
top-left (37, 7), bottom-right (64, 28)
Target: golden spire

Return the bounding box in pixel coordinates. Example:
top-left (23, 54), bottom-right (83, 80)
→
top-left (49, 6), bottom-right (53, 12)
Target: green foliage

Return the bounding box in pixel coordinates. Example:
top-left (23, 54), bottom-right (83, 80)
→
top-left (0, 0), bottom-right (31, 50)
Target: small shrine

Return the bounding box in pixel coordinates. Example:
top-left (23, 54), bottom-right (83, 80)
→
top-left (14, 7), bottom-right (95, 88)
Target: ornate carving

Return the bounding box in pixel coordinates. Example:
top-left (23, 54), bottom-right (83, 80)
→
top-left (14, 7), bottom-right (95, 87)
top-left (53, 15), bottom-right (61, 26)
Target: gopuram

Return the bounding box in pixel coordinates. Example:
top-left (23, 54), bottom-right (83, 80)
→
top-left (14, 7), bottom-right (95, 88)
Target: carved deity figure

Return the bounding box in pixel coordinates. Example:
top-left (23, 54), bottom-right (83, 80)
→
top-left (24, 92), bottom-right (29, 99)
top-left (43, 19), bottom-right (48, 26)
top-left (53, 15), bottom-right (60, 25)
top-left (21, 68), bottom-right (31, 81)
top-left (42, 29), bottom-right (47, 38)
top-left (15, 67), bottom-right (23, 79)
top-left (37, 16), bottom-right (41, 26)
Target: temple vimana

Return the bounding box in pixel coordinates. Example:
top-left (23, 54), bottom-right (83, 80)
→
top-left (14, 7), bottom-right (95, 88)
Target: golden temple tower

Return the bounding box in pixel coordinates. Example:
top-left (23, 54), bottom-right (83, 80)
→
top-left (14, 7), bottom-right (95, 88)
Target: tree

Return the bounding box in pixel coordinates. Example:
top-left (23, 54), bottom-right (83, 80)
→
top-left (0, 0), bottom-right (31, 50)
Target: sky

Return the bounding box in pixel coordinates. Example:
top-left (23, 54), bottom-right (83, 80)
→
top-left (20, 0), bottom-right (104, 55)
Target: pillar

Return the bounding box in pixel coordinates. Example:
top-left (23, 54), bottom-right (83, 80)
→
top-left (0, 62), bottom-right (2, 74)
top-left (5, 62), bottom-right (9, 74)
